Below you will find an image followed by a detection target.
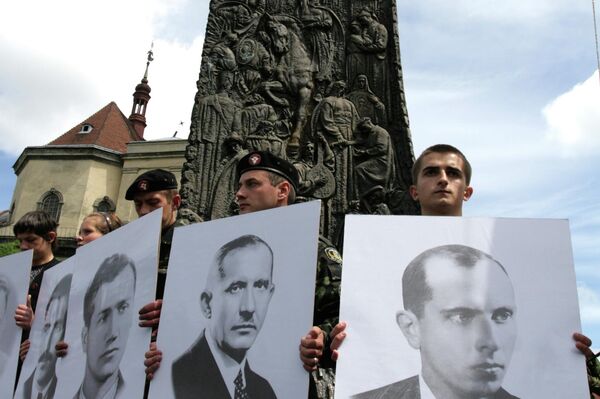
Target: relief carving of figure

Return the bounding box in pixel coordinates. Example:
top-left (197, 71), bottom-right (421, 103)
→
top-left (298, 0), bottom-right (334, 81)
top-left (245, 120), bottom-right (287, 157)
top-left (259, 16), bottom-right (313, 149)
top-left (232, 94), bottom-right (278, 139)
top-left (346, 7), bottom-right (389, 107)
top-left (312, 80), bottom-right (359, 214)
top-left (293, 142), bottom-right (328, 198)
top-left (347, 74), bottom-right (386, 126)
top-left (353, 117), bottom-right (397, 197)
top-left (194, 70), bottom-right (241, 217)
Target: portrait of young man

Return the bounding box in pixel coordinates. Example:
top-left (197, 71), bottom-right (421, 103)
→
top-left (74, 254), bottom-right (137, 399)
top-left (0, 275), bottom-right (15, 375)
top-left (19, 274), bottom-right (72, 399)
top-left (353, 245), bottom-right (519, 399)
top-left (171, 234), bottom-right (277, 399)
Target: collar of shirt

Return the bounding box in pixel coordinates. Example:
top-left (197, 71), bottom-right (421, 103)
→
top-left (419, 374), bottom-right (436, 399)
top-left (77, 373), bottom-right (121, 399)
top-left (32, 371), bottom-right (53, 399)
top-left (206, 330), bottom-right (247, 398)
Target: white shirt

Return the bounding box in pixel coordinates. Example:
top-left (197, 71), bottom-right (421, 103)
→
top-left (419, 374), bottom-right (436, 399)
top-left (206, 330), bottom-right (248, 398)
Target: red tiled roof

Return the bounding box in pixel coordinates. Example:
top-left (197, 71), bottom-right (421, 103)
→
top-left (48, 102), bottom-right (144, 152)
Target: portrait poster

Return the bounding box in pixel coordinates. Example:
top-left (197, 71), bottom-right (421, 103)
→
top-left (148, 201), bottom-right (321, 399)
top-left (0, 250), bottom-right (32, 397)
top-left (14, 256), bottom-right (74, 399)
top-left (335, 216), bottom-right (588, 399)
top-left (53, 208), bottom-right (162, 399)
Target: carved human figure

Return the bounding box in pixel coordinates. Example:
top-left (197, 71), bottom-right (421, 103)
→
top-left (260, 16), bottom-right (313, 149)
top-left (353, 117), bottom-right (397, 198)
top-left (232, 94), bottom-right (278, 139)
top-left (347, 8), bottom-right (389, 107)
top-left (313, 80), bottom-right (360, 215)
top-left (209, 33), bottom-right (239, 73)
top-left (360, 185), bottom-right (391, 215)
top-left (194, 70), bottom-right (241, 217)
top-left (299, 0), bottom-right (334, 81)
top-left (207, 0), bottom-right (265, 46)
top-left (347, 74), bottom-right (386, 126)
top-left (236, 37), bottom-right (273, 94)
top-left (244, 121), bottom-right (286, 158)
top-left (293, 142), bottom-right (328, 197)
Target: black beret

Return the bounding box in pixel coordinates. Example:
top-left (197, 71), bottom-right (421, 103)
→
top-left (125, 169), bottom-right (178, 200)
top-left (237, 151), bottom-right (299, 192)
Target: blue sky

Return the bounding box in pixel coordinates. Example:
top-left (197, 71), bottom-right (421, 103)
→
top-left (1, 1), bottom-right (599, 342)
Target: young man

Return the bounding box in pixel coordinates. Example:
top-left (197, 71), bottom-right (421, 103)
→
top-left (13, 211), bottom-right (60, 324)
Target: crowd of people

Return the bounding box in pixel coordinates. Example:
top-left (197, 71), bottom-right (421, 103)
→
top-left (4, 145), bottom-right (599, 398)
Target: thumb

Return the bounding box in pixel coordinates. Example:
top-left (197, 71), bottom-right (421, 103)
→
top-left (26, 294), bottom-right (32, 308)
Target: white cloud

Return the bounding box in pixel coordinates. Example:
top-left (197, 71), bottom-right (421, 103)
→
top-left (0, 0), bottom-right (207, 154)
top-left (578, 283), bottom-right (600, 324)
top-left (543, 70), bottom-right (600, 156)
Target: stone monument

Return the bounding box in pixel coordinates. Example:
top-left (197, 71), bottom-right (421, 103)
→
top-left (180, 0), bottom-right (418, 246)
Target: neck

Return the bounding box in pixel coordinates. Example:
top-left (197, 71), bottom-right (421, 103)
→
top-left (82, 368), bottom-right (119, 399)
top-left (421, 206), bottom-right (462, 217)
top-left (33, 252), bottom-right (54, 267)
top-left (421, 366), bottom-right (478, 399)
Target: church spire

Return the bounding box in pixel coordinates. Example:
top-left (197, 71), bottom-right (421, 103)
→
top-left (129, 43), bottom-right (154, 139)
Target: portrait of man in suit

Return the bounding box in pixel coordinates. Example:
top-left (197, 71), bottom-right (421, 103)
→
top-left (353, 244), bottom-right (519, 399)
top-left (172, 234), bottom-right (277, 399)
top-left (0, 275), bottom-right (13, 373)
top-left (74, 254), bottom-right (136, 399)
top-left (20, 273), bottom-right (72, 399)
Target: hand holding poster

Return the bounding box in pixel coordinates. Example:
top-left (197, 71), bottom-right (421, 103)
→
top-left (53, 208), bottom-right (162, 399)
top-left (335, 216), bottom-right (588, 399)
top-left (0, 250), bottom-right (32, 398)
top-left (148, 201), bottom-right (321, 399)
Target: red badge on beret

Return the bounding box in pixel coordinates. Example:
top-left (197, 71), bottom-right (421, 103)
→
top-left (249, 153), bottom-right (262, 165)
top-left (138, 180), bottom-right (149, 191)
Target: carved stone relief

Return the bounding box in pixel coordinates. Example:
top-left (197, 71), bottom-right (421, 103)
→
top-left (180, 0), bottom-right (418, 247)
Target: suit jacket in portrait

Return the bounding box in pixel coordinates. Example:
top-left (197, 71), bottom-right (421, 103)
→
top-left (172, 331), bottom-right (277, 399)
top-left (20, 369), bottom-right (57, 399)
top-left (72, 370), bottom-right (125, 399)
top-left (351, 375), bottom-right (520, 399)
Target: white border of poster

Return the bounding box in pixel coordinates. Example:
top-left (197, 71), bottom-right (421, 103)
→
top-left (148, 201), bottom-right (321, 399)
top-left (335, 216), bottom-right (587, 399)
top-left (0, 250), bottom-right (32, 398)
top-left (54, 208), bottom-right (162, 399)
top-left (15, 256), bottom-right (74, 399)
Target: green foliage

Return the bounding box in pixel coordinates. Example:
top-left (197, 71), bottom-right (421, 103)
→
top-left (0, 240), bottom-right (20, 257)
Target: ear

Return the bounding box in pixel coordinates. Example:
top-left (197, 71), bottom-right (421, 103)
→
top-left (200, 291), bottom-right (212, 319)
top-left (46, 231), bottom-right (57, 244)
top-left (409, 185), bottom-right (419, 201)
top-left (171, 194), bottom-right (182, 210)
top-left (463, 186), bottom-right (474, 202)
top-left (81, 326), bottom-right (88, 353)
top-left (276, 181), bottom-right (291, 202)
top-left (396, 310), bottom-right (421, 350)
top-left (267, 284), bottom-right (275, 303)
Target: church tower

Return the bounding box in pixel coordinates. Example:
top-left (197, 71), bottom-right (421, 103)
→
top-left (129, 45), bottom-right (154, 139)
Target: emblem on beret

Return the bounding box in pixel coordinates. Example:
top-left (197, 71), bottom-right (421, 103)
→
top-left (324, 247), bottom-right (342, 264)
top-left (138, 180), bottom-right (149, 191)
top-left (249, 153), bottom-right (262, 165)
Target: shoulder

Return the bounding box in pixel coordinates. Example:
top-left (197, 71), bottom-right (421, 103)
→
top-left (351, 376), bottom-right (419, 399)
top-left (318, 236), bottom-right (342, 265)
top-left (495, 387), bottom-right (520, 399)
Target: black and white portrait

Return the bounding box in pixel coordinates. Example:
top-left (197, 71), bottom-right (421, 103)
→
top-left (148, 201), bottom-right (321, 399)
top-left (53, 208), bottom-right (162, 399)
top-left (335, 216), bottom-right (588, 398)
top-left (15, 255), bottom-right (74, 399)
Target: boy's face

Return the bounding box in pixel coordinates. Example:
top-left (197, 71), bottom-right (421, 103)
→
top-left (16, 231), bottom-right (54, 264)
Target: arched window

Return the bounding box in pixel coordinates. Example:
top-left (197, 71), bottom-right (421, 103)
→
top-left (37, 189), bottom-right (64, 222)
top-left (93, 196), bottom-right (116, 213)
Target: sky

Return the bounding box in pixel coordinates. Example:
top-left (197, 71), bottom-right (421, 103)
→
top-left (1, 1), bottom-right (599, 342)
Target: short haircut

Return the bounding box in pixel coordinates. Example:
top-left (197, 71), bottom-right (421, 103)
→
top-left (402, 245), bottom-right (508, 319)
top-left (83, 254), bottom-right (137, 328)
top-left (207, 235), bottom-right (273, 287)
top-left (13, 211), bottom-right (59, 249)
top-left (411, 144), bottom-right (472, 185)
top-left (266, 171), bottom-right (296, 205)
top-left (45, 274), bottom-right (72, 333)
top-left (85, 212), bottom-right (124, 235)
